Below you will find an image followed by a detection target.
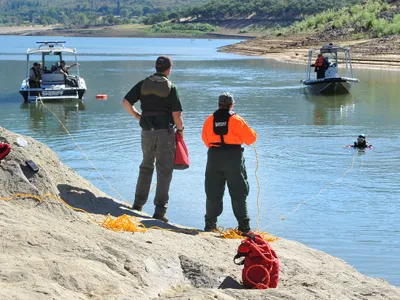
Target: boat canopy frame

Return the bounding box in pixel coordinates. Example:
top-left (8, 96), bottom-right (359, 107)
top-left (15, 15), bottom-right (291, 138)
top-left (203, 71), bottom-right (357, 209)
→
top-left (24, 41), bottom-right (80, 79)
top-left (305, 44), bottom-right (355, 81)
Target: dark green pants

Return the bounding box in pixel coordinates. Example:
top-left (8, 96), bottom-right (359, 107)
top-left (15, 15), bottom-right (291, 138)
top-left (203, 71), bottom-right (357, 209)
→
top-left (204, 147), bottom-right (250, 228)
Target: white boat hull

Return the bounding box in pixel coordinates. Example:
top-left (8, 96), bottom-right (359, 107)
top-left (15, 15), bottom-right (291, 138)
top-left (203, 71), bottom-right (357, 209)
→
top-left (19, 78), bottom-right (87, 102)
top-left (302, 77), bottom-right (359, 95)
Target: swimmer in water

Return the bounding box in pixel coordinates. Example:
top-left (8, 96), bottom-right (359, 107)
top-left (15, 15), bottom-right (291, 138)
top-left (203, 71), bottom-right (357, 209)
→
top-left (346, 134), bottom-right (372, 148)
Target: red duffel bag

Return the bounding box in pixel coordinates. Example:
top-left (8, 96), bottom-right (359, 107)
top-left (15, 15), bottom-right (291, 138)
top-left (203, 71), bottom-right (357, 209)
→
top-left (234, 233), bottom-right (279, 289)
top-left (174, 132), bottom-right (189, 170)
top-left (0, 143), bottom-right (11, 161)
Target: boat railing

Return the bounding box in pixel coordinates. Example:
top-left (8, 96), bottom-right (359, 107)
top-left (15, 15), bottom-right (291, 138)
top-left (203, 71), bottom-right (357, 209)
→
top-left (306, 49), bottom-right (313, 80)
top-left (37, 41), bottom-right (66, 50)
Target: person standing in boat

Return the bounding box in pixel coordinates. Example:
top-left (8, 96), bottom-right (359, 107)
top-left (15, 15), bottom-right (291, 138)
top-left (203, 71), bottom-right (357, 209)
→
top-left (29, 62), bottom-right (41, 89)
top-left (27, 62), bottom-right (42, 101)
top-left (122, 55), bottom-right (184, 223)
top-left (312, 54), bottom-right (325, 79)
top-left (201, 93), bottom-right (257, 233)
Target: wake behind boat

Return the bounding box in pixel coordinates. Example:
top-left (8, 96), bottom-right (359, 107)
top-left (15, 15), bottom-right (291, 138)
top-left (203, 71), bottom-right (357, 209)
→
top-left (302, 43), bottom-right (359, 94)
top-left (19, 41), bottom-right (87, 103)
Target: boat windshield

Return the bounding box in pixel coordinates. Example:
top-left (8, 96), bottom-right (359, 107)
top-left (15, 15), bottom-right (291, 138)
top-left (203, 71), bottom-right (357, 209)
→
top-left (43, 52), bottom-right (62, 73)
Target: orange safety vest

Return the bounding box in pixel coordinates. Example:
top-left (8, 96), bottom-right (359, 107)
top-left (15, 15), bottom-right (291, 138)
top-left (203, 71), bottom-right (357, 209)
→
top-left (202, 110), bottom-right (257, 148)
top-left (315, 56), bottom-right (324, 67)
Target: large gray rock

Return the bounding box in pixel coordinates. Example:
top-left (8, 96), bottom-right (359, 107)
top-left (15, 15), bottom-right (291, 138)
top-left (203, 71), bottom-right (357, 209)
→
top-left (0, 126), bottom-right (399, 300)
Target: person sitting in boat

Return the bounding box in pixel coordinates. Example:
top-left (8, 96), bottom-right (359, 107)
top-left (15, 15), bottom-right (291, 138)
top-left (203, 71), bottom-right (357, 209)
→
top-left (56, 60), bottom-right (80, 87)
top-left (56, 60), bottom-right (79, 76)
top-left (29, 62), bottom-right (42, 89)
top-left (312, 54), bottom-right (325, 79)
top-left (346, 134), bottom-right (372, 148)
top-left (51, 61), bottom-right (60, 72)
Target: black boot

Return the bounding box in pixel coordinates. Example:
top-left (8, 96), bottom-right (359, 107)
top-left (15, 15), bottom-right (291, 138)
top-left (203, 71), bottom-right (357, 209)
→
top-left (153, 205), bottom-right (168, 223)
top-left (204, 222), bottom-right (217, 232)
top-left (132, 204), bottom-right (142, 211)
top-left (238, 219), bottom-right (250, 234)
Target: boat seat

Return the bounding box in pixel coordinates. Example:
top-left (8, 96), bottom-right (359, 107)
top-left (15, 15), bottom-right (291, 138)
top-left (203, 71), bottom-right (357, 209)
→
top-left (41, 73), bottom-right (65, 85)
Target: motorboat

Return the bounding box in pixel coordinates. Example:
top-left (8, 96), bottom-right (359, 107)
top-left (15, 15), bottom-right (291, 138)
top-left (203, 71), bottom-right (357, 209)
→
top-left (19, 41), bottom-right (87, 102)
top-left (302, 43), bottom-right (359, 94)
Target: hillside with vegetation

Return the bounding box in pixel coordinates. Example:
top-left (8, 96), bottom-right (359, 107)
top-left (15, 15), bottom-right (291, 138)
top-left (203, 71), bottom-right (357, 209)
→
top-left (0, 0), bottom-right (208, 26)
top-left (183, 0), bottom-right (363, 20)
top-left (220, 0), bottom-right (400, 69)
top-left (1, 0), bottom-right (400, 43)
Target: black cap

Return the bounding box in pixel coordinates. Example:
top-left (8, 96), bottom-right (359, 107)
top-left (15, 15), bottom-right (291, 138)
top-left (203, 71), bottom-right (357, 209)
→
top-left (155, 56), bottom-right (172, 72)
top-left (358, 134), bottom-right (366, 138)
top-left (33, 62), bottom-right (40, 66)
top-left (218, 92), bottom-right (235, 107)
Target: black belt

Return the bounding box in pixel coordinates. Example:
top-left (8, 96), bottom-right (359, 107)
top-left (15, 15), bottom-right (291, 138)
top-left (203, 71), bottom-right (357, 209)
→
top-left (210, 144), bottom-right (242, 149)
top-left (142, 127), bottom-right (169, 131)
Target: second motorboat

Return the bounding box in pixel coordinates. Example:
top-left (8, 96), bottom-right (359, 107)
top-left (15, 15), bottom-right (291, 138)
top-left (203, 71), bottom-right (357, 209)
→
top-left (302, 43), bottom-right (359, 94)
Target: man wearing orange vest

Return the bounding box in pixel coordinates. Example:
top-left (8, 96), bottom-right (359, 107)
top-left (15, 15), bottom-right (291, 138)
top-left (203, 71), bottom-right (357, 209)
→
top-left (313, 53), bottom-right (325, 79)
top-left (201, 93), bottom-right (257, 233)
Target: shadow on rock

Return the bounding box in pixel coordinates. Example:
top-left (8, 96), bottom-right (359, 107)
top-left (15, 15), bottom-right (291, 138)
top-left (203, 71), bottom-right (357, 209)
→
top-left (141, 219), bottom-right (200, 236)
top-left (57, 184), bottom-right (146, 219)
top-left (218, 276), bottom-right (243, 289)
top-left (57, 184), bottom-right (200, 235)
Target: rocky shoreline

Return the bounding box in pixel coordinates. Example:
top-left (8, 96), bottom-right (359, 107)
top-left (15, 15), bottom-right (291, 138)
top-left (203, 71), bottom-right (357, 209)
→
top-left (219, 34), bottom-right (400, 70)
top-left (2, 25), bottom-right (400, 70)
top-left (1, 126), bottom-right (399, 299)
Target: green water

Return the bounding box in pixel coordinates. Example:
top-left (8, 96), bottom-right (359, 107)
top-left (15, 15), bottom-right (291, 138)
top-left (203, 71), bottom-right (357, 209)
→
top-left (0, 36), bottom-right (399, 286)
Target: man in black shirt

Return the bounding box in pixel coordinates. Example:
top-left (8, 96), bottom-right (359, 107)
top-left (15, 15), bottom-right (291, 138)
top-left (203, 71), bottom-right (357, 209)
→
top-left (122, 56), bottom-right (184, 222)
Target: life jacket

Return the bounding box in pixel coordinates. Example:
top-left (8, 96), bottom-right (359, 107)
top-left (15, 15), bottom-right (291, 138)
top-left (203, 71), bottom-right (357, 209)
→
top-left (0, 143), bottom-right (11, 161)
top-left (234, 233), bottom-right (279, 289)
top-left (30, 67), bottom-right (40, 81)
top-left (211, 109), bottom-right (236, 146)
top-left (138, 74), bottom-right (173, 130)
top-left (315, 56), bottom-right (324, 67)
top-left (140, 74), bottom-right (172, 116)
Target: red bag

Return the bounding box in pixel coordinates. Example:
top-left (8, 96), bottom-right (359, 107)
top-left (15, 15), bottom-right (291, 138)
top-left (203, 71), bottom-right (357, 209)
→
top-left (174, 133), bottom-right (189, 170)
top-left (0, 143), bottom-right (11, 161)
top-left (234, 233), bottom-right (279, 289)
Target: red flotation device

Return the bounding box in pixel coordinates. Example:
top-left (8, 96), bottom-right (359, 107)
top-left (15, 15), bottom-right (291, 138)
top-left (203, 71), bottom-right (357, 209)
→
top-left (174, 133), bottom-right (189, 170)
top-left (0, 143), bottom-right (11, 161)
top-left (234, 233), bottom-right (280, 289)
top-left (95, 94), bottom-right (108, 100)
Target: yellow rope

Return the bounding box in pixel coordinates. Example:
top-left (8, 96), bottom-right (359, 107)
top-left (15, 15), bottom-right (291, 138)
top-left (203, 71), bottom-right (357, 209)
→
top-left (0, 193), bottom-right (43, 204)
top-left (253, 143), bottom-right (261, 231)
top-left (279, 151), bottom-right (357, 221)
top-left (259, 150), bottom-right (358, 232)
top-left (0, 193), bottom-right (147, 232)
top-left (215, 226), bottom-right (278, 242)
top-left (102, 214), bottom-right (146, 232)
